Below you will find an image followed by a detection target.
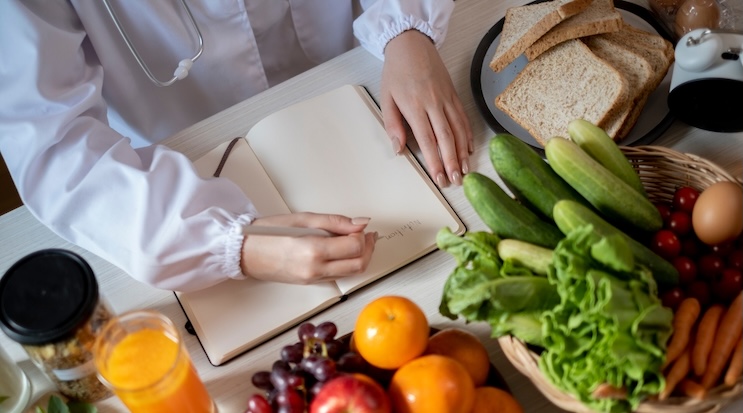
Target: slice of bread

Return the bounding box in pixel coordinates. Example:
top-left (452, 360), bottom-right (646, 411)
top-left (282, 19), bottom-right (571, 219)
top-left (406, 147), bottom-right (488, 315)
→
top-left (524, 0), bottom-right (623, 61)
top-left (584, 35), bottom-right (654, 139)
top-left (495, 39), bottom-right (630, 146)
top-left (593, 25), bottom-right (674, 138)
top-left (489, 0), bottom-right (593, 72)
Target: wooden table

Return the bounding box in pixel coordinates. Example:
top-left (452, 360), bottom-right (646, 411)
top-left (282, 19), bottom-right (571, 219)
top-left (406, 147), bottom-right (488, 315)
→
top-left (1, 0), bottom-right (741, 412)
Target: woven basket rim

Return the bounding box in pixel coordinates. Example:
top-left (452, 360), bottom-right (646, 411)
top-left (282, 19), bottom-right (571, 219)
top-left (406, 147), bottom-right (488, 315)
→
top-left (497, 146), bottom-right (743, 413)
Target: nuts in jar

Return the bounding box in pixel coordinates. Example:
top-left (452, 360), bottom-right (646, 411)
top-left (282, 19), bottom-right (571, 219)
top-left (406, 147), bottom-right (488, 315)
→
top-left (0, 249), bottom-right (114, 402)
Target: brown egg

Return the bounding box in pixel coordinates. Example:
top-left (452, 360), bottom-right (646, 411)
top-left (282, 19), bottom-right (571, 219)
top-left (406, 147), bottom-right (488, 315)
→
top-left (692, 181), bottom-right (743, 245)
top-left (674, 0), bottom-right (721, 37)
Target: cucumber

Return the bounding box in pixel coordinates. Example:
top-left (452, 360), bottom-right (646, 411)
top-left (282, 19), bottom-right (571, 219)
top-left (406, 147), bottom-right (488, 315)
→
top-left (497, 239), bottom-right (553, 276)
top-left (463, 172), bottom-right (563, 249)
top-left (545, 137), bottom-right (662, 232)
top-left (567, 119), bottom-right (647, 197)
top-left (553, 200), bottom-right (679, 288)
top-left (489, 133), bottom-right (591, 220)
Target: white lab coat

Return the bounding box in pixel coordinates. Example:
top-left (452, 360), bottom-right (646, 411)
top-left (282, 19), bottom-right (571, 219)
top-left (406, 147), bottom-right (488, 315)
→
top-left (0, 0), bottom-right (454, 292)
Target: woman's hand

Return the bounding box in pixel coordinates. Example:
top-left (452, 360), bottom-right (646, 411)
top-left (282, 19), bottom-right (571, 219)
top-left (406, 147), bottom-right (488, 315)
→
top-left (240, 213), bottom-right (377, 284)
top-left (381, 29), bottom-right (473, 188)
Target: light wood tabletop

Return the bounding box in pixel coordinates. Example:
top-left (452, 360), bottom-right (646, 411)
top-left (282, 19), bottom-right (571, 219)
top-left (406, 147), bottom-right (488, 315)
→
top-left (1, 0), bottom-right (741, 412)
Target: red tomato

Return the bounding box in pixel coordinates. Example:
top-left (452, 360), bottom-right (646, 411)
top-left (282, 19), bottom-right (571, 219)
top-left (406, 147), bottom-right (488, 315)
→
top-left (651, 230), bottom-right (681, 260)
top-left (672, 256), bottom-right (697, 285)
top-left (698, 254), bottom-right (725, 281)
top-left (655, 203), bottom-right (672, 225)
top-left (728, 249), bottom-right (743, 270)
top-left (712, 269), bottom-right (743, 304)
top-left (660, 287), bottom-right (685, 311)
top-left (667, 211), bottom-right (692, 236)
top-left (685, 280), bottom-right (711, 308)
top-left (673, 186), bottom-right (699, 214)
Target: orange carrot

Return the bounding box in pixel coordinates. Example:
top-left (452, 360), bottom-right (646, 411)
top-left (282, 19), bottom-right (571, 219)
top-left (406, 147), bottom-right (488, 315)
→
top-left (661, 344), bottom-right (691, 400)
top-left (724, 334), bottom-right (743, 387)
top-left (692, 304), bottom-right (725, 376)
top-left (664, 297), bottom-right (701, 369)
top-left (677, 378), bottom-right (707, 400)
top-left (702, 292), bottom-right (743, 389)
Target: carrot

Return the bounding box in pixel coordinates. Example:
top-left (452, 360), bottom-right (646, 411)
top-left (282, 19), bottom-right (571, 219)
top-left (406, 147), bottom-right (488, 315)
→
top-left (677, 378), bottom-right (707, 400)
top-left (724, 334), bottom-right (743, 386)
top-left (702, 292), bottom-right (743, 389)
top-left (661, 344), bottom-right (691, 400)
top-left (692, 304), bottom-right (725, 376)
top-left (664, 297), bottom-right (701, 369)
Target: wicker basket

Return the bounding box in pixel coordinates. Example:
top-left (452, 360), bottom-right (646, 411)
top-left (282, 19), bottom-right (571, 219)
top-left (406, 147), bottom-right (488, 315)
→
top-left (498, 145), bottom-right (743, 413)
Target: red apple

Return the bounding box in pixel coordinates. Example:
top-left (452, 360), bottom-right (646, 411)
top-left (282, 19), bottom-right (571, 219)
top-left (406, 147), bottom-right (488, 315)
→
top-left (310, 373), bottom-right (391, 413)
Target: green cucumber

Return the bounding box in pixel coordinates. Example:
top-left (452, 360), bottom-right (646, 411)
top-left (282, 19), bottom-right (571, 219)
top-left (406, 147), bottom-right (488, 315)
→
top-left (567, 119), bottom-right (647, 196)
top-left (545, 137), bottom-right (662, 232)
top-left (489, 133), bottom-right (591, 220)
top-left (497, 239), bottom-right (553, 276)
top-left (553, 200), bottom-right (679, 288)
top-left (463, 172), bottom-right (563, 248)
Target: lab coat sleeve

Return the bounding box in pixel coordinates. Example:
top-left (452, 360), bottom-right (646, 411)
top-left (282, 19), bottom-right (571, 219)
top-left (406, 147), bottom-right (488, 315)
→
top-left (0, 1), bottom-right (257, 292)
top-left (353, 0), bottom-right (455, 60)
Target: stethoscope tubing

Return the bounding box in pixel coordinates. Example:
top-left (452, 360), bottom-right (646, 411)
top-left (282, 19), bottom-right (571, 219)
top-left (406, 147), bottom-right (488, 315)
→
top-left (101, 0), bottom-right (204, 87)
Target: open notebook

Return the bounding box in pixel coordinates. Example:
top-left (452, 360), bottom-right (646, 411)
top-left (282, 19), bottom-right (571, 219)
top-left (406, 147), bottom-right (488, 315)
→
top-left (175, 84), bottom-right (465, 365)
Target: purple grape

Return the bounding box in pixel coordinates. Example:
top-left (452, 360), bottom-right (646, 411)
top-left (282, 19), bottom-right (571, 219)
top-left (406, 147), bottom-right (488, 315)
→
top-left (297, 322), bottom-right (316, 342)
top-left (312, 357), bottom-right (337, 382)
top-left (273, 359), bottom-right (291, 373)
top-left (313, 321), bottom-right (338, 341)
top-left (324, 339), bottom-right (344, 360)
top-left (285, 372), bottom-right (305, 389)
top-left (337, 352), bottom-right (369, 373)
top-left (280, 342), bottom-right (304, 364)
top-left (270, 367), bottom-right (291, 390)
top-left (250, 370), bottom-right (274, 391)
top-left (245, 394), bottom-right (272, 413)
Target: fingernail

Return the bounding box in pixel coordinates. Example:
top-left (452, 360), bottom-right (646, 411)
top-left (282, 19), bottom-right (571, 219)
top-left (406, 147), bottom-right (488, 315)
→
top-left (391, 137), bottom-right (402, 154)
top-left (450, 170), bottom-right (462, 186)
top-left (352, 217), bottom-right (371, 225)
top-left (461, 159), bottom-right (470, 175)
top-left (436, 173), bottom-right (448, 188)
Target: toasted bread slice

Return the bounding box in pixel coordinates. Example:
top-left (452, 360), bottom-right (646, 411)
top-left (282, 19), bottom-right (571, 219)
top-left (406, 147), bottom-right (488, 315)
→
top-left (495, 39), bottom-right (630, 146)
top-left (524, 0), bottom-right (623, 60)
top-left (489, 0), bottom-right (593, 72)
top-left (584, 35), bottom-right (654, 140)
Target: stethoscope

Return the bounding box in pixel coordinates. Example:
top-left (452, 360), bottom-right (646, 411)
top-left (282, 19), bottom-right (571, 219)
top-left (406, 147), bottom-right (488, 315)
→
top-left (101, 0), bottom-right (204, 87)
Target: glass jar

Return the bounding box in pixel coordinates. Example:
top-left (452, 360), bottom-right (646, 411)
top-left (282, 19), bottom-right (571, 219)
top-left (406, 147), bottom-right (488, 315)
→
top-left (0, 249), bottom-right (114, 402)
top-left (0, 344), bottom-right (31, 413)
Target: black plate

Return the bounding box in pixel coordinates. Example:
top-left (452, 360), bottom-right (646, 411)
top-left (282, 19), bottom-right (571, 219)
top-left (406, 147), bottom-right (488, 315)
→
top-left (471, 0), bottom-right (676, 153)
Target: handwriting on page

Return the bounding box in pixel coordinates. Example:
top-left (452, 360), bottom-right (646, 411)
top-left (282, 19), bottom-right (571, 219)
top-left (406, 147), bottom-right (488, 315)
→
top-left (378, 220), bottom-right (423, 241)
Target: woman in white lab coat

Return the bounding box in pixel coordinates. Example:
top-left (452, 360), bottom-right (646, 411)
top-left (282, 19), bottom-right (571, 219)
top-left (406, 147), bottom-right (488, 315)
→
top-left (0, 0), bottom-right (471, 292)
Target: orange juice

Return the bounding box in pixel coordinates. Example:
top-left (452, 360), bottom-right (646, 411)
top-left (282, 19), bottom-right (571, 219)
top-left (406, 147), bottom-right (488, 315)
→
top-left (94, 311), bottom-right (216, 413)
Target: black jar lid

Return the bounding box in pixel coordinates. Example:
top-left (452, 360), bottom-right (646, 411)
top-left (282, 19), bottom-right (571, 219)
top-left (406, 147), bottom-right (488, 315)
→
top-left (0, 249), bottom-right (99, 345)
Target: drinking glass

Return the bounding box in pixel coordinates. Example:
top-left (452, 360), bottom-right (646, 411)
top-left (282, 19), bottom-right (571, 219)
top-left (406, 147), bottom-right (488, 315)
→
top-left (0, 345), bottom-right (31, 413)
top-left (93, 310), bottom-right (216, 413)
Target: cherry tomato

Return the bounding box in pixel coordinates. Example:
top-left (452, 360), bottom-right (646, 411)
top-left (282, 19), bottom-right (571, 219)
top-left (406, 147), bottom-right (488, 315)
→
top-left (685, 280), bottom-right (711, 309)
top-left (698, 254), bottom-right (725, 281)
top-left (712, 269), bottom-right (743, 304)
top-left (651, 230), bottom-right (681, 260)
top-left (667, 211), bottom-right (692, 236)
top-left (673, 186), bottom-right (699, 213)
top-left (673, 256), bottom-right (697, 285)
top-left (660, 287), bottom-right (685, 311)
top-left (710, 241), bottom-right (734, 257)
top-left (655, 203), bottom-right (672, 225)
top-left (728, 249), bottom-right (743, 270)
top-left (681, 236), bottom-right (703, 258)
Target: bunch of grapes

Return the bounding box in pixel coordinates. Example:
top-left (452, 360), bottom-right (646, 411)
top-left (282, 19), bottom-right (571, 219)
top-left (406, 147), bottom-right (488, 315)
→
top-left (245, 321), bottom-right (370, 413)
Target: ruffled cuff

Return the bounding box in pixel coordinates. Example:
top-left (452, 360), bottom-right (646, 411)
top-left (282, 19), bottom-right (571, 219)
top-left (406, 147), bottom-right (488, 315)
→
top-left (353, 0), bottom-right (455, 61)
top-left (222, 213), bottom-right (255, 280)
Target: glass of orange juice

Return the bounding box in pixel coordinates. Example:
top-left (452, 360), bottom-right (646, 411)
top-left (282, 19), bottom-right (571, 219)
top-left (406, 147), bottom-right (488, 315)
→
top-left (93, 310), bottom-right (216, 413)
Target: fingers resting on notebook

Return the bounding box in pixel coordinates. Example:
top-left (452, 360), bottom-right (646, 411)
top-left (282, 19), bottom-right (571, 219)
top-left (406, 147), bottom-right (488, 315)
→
top-left (380, 29), bottom-right (473, 188)
top-left (240, 213), bottom-right (377, 284)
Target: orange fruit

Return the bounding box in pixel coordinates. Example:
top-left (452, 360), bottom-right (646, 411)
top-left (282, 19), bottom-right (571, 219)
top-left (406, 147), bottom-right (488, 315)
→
top-left (425, 327), bottom-right (491, 386)
top-left (354, 295), bottom-right (429, 369)
top-left (471, 386), bottom-right (524, 413)
top-left (388, 354), bottom-right (475, 413)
